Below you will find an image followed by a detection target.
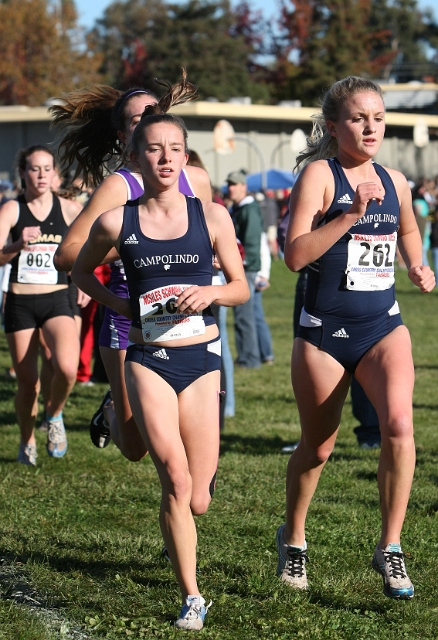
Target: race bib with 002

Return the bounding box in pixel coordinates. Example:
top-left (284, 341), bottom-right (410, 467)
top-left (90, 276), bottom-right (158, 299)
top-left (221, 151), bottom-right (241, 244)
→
top-left (17, 244), bottom-right (58, 284)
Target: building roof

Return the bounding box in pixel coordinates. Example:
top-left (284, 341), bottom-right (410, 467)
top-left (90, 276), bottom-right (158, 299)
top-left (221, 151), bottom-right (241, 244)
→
top-left (1, 86), bottom-right (437, 128)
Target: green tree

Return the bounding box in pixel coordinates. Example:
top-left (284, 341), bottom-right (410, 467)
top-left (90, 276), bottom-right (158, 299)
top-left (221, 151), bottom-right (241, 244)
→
top-left (368, 0), bottom-right (438, 81)
top-left (0, 0), bottom-right (103, 106)
top-left (88, 0), bottom-right (270, 103)
top-left (271, 0), bottom-right (375, 106)
top-left (270, 0), bottom-right (438, 105)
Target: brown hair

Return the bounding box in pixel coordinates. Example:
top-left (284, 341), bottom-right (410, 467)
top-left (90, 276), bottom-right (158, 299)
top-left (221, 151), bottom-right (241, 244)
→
top-left (16, 145), bottom-right (57, 189)
top-left (187, 149), bottom-right (206, 170)
top-left (49, 85), bottom-right (157, 186)
top-left (131, 69), bottom-right (198, 156)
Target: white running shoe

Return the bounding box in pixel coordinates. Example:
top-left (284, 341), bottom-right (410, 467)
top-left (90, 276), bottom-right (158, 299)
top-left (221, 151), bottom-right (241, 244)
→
top-left (46, 414), bottom-right (68, 458)
top-left (372, 543), bottom-right (414, 599)
top-left (174, 595), bottom-right (212, 631)
top-left (17, 442), bottom-right (37, 466)
top-left (276, 524), bottom-right (308, 589)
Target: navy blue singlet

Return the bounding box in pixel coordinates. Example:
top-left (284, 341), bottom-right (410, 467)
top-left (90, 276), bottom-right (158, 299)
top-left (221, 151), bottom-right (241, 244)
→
top-left (119, 195), bottom-right (215, 330)
top-left (304, 158), bottom-right (400, 320)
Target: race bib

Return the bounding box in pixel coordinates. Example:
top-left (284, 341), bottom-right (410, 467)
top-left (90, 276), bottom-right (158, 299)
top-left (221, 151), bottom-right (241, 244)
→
top-left (346, 232), bottom-right (397, 291)
top-left (139, 284), bottom-right (205, 342)
top-left (17, 244), bottom-right (58, 284)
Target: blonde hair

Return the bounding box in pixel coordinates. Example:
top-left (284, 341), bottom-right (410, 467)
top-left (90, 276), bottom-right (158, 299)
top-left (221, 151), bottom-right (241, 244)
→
top-left (295, 77), bottom-right (383, 170)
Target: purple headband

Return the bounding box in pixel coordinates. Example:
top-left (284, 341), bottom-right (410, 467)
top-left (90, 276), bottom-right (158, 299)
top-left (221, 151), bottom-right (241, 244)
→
top-left (115, 90), bottom-right (152, 120)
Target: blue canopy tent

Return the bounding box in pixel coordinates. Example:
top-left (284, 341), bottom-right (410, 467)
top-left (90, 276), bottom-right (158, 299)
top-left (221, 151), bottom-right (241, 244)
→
top-left (246, 168), bottom-right (297, 192)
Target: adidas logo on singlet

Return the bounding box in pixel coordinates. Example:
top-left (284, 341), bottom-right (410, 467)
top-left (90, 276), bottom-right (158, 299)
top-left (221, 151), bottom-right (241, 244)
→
top-left (124, 234), bottom-right (139, 244)
top-left (152, 348), bottom-right (169, 360)
top-left (337, 193), bottom-right (353, 204)
top-left (332, 328), bottom-right (349, 338)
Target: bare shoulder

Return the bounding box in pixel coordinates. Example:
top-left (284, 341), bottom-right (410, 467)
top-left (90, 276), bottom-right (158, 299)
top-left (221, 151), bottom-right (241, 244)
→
top-left (201, 199), bottom-right (234, 239)
top-left (202, 199), bottom-right (231, 222)
top-left (90, 205), bottom-right (125, 242)
top-left (185, 165), bottom-right (212, 201)
top-left (0, 198), bottom-right (19, 224)
top-left (382, 166), bottom-right (411, 200)
top-left (67, 172), bottom-right (129, 236)
top-left (59, 195), bottom-right (82, 225)
top-left (297, 159), bottom-right (332, 185)
top-left (290, 160), bottom-right (333, 210)
top-left (85, 172), bottom-right (130, 211)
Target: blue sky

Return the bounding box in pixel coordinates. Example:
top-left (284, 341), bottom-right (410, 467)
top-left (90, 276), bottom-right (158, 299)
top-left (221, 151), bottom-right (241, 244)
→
top-left (74, 0), bottom-right (437, 32)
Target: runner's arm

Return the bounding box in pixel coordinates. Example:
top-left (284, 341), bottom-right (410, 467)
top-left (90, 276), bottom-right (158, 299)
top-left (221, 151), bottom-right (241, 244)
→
top-left (55, 173), bottom-right (128, 271)
top-left (71, 208), bottom-right (132, 318)
top-left (176, 201), bottom-right (249, 314)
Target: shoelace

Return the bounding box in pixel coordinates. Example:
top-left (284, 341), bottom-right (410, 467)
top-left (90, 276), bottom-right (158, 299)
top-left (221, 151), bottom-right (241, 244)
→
top-left (383, 551), bottom-right (408, 579)
top-left (285, 549), bottom-right (309, 577)
top-left (48, 421), bottom-right (65, 443)
top-left (183, 600), bottom-right (212, 620)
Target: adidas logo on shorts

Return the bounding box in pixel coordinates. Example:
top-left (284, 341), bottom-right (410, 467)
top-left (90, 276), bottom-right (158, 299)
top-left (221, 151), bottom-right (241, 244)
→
top-left (152, 348), bottom-right (169, 360)
top-left (337, 193), bottom-right (353, 204)
top-left (124, 234), bottom-right (139, 244)
top-left (332, 328), bottom-right (349, 338)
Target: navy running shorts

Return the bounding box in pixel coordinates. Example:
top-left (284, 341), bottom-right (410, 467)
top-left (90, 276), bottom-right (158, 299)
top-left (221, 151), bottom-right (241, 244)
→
top-left (297, 306), bottom-right (403, 373)
top-left (125, 337), bottom-right (221, 394)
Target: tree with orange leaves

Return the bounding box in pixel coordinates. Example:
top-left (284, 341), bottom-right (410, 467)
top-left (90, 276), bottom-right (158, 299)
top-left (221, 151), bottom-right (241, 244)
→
top-left (0, 0), bottom-right (103, 106)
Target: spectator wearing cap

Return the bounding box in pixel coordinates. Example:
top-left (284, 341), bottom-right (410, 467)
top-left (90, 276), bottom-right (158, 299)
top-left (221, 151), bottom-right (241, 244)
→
top-left (227, 170), bottom-right (264, 368)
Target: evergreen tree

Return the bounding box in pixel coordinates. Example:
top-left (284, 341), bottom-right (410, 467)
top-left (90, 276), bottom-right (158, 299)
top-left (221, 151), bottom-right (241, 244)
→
top-left (271, 0), bottom-right (375, 106)
top-left (369, 0), bottom-right (438, 81)
top-left (88, 0), bottom-right (269, 103)
top-left (270, 0), bottom-right (438, 105)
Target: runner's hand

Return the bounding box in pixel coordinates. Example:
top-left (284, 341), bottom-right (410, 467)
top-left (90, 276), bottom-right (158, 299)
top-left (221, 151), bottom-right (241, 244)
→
top-left (176, 285), bottom-right (214, 314)
top-left (408, 265), bottom-right (436, 292)
top-left (349, 182), bottom-right (384, 220)
top-left (21, 226), bottom-right (41, 246)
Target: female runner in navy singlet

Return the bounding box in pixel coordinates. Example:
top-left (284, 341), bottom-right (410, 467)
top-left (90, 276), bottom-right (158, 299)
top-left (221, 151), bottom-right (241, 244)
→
top-left (50, 70), bottom-right (212, 460)
top-left (277, 77), bottom-right (435, 600)
top-left (71, 82), bottom-right (249, 630)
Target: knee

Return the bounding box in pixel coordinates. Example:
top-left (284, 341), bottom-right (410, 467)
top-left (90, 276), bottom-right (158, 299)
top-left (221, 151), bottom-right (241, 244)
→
top-left (50, 343), bottom-right (80, 383)
top-left (300, 440), bottom-right (334, 466)
top-left (54, 360), bottom-right (78, 384)
top-left (190, 471), bottom-right (216, 515)
top-left (165, 466), bottom-right (193, 505)
top-left (190, 492), bottom-right (212, 516)
top-left (382, 411), bottom-right (413, 442)
top-left (113, 417), bottom-right (148, 462)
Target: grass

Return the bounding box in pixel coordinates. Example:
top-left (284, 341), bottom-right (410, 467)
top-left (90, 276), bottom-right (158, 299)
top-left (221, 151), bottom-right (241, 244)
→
top-left (0, 260), bottom-right (437, 639)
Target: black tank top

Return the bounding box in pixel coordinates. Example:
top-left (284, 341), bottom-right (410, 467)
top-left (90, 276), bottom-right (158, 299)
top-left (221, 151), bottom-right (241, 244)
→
top-left (9, 194), bottom-right (68, 286)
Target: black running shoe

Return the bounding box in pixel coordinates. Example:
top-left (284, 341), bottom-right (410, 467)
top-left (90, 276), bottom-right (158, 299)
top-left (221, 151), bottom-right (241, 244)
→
top-left (161, 546), bottom-right (171, 562)
top-left (89, 389), bottom-right (112, 448)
